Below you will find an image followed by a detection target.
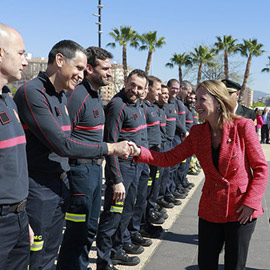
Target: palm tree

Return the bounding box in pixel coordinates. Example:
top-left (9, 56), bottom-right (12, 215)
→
top-left (190, 45), bottom-right (216, 85)
top-left (165, 53), bottom-right (192, 83)
top-left (237, 39), bottom-right (265, 101)
top-left (107, 26), bottom-right (139, 80)
top-left (214, 35), bottom-right (238, 80)
top-left (261, 56), bottom-right (270, 73)
top-left (139, 31), bottom-right (166, 75)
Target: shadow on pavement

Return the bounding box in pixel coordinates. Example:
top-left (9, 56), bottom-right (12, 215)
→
top-left (163, 231), bottom-right (198, 245)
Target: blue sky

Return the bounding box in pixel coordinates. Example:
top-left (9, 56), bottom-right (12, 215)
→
top-left (2, 0), bottom-right (270, 93)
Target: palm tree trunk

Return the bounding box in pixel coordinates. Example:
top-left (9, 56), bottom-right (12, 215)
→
top-left (123, 45), bottom-right (128, 81)
top-left (145, 50), bottom-right (152, 76)
top-left (197, 62), bottom-right (203, 85)
top-left (224, 49), bottom-right (229, 80)
top-left (239, 54), bottom-right (252, 103)
top-left (178, 65), bottom-right (183, 83)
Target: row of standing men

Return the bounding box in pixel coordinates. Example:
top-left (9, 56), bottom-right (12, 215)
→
top-left (0, 25), bottom-right (196, 270)
top-left (0, 22), bottom-right (256, 270)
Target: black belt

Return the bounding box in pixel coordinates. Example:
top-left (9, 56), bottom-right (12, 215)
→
top-left (0, 199), bottom-right (27, 214)
top-left (69, 158), bottom-right (104, 166)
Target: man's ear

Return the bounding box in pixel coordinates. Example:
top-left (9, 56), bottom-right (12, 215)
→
top-left (86, 64), bottom-right (94, 75)
top-left (55, 53), bottom-right (65, 68)
top-left (124, 77), bottom-right (128, 87)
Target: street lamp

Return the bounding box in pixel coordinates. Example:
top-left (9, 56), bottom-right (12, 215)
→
top-left (92, 0), bottom-right (103, 47)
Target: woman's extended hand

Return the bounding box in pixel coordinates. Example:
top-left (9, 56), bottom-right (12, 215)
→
top-left (237, 205), bottom-right (255, 224)
top-left (127, 141), bottom-right (141, 157)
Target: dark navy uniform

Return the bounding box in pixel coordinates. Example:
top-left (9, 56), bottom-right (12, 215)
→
top-left (167, 96), bottom-right (187, 196)
top-left (143, 100), bottom-right (162, 219)
top-left (156, 102), bottom-right (167, 146)
top-left (164, 100), bottom-right (177, 142)
top-left (159, 101), bottom-right (177, 199)
top-left (127, 102), bottom-right (149, 239)
top-left (57, 79), bottom-right (106, 270)
top-left (236, 103), bottom-right (256, 120)
top-left (14, 72), bottom-right (108, 270)
top-left (175, 96), bottom-right (187, 136)
top-left (0, 92), bottom-right (29, 270)
top-left (185, 105), bottom-right (193, 132)
top-left (176, 105), bottom-right (194, 187)
top-left (96, 89), bottom-right (142, 269)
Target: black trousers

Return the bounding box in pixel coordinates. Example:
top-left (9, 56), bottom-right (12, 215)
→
top-left (261, 124), bottom-right (269, 143)
top-left (27, 173), bottom-right (70, 270)
top-left (57, 163), bottom-right (102, 270)
top-left (198, 218), bottom-right (256, 270)
top-left (0, 210), bottom-right (30, 270)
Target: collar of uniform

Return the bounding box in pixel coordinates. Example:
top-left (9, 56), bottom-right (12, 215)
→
top-left (143, 99), bottom-right (155, 107)
top-left (154, 102), bottom-right (164, 109)
top-left (82, 79), bottom-right (99, 98)
top-left (38, 71), bottom-right (64, 96)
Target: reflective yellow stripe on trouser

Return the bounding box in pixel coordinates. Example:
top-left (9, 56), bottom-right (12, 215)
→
top-left (65, 212), bottom-right (86, 222)
top-left (31, 240), bottom-right (44, 251)
top-left (148, 177), bottom-right (152, 186)
top-left (110, 201), bottom-right (123, 213)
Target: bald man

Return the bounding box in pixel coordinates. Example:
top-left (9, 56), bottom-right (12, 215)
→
top-left (0, 22), bottom-right (30, 270)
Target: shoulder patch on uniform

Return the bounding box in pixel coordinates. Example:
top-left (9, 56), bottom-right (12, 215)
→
top-left (0, 111), bottom-right (11, 125)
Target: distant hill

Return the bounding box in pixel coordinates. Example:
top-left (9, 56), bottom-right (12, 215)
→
top-left (253, 90), bottom-right (269, 101)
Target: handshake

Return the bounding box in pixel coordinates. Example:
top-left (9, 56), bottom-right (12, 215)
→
top-left (107, 141), bottom-right (141, 159)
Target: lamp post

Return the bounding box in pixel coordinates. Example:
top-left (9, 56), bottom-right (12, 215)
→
top-left (93, 0), bottom-right (103, 47)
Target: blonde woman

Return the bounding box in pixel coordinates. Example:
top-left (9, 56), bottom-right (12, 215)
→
top-left (130, 80), bottom-right (268, 270)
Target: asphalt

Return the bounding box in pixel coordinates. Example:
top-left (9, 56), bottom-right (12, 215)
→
top-left (89, 144), bottom-right (270, 270)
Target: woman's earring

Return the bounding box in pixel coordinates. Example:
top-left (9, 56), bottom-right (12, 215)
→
top-left (217, 106), bottom-right (222, 113)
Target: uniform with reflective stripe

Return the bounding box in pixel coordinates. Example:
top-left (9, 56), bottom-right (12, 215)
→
top-left (14, 72), bottom-right (108, 175)
top-left (0, 91), bottom-right (30, 270)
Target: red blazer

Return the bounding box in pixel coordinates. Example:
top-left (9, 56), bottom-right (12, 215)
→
top-left (136, 117), bottom-right (268, 223)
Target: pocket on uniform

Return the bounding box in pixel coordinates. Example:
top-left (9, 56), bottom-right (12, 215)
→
top-left (65, 195), bottom-right (88, 223)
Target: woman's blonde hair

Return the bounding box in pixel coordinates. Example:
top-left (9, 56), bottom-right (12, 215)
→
top-left (196, 80), bottom-right (236, 128)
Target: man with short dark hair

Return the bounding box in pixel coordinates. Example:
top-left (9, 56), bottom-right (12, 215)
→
top-left (0, 22), bottom-right (30, 270)
top-left (14, 40), bottom-right (130, 270)
top-left (96, 69), bottom-right (148, 270)
top-left (57, 46), bottom-right (113, 270)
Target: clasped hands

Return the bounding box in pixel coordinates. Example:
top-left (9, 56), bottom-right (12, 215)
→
top-left (111, 140), bottom-right (141, 159)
